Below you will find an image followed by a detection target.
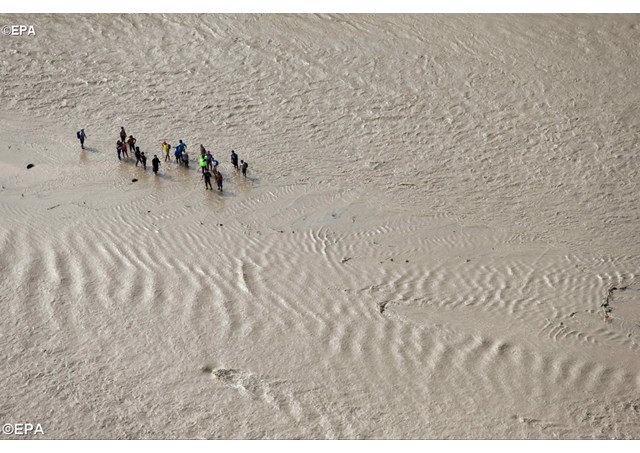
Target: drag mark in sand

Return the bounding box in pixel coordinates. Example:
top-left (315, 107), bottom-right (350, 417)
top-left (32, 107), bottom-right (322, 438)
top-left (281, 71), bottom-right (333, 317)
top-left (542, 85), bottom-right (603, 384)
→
top-left (237, 260), bottom-right (255, 297)
top-left (207, 367), bottom-right (310, 425)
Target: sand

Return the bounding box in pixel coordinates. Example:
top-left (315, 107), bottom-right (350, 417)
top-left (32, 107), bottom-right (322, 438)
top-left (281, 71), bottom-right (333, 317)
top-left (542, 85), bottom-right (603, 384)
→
top-left (0, 14), bottom-right (639, 439)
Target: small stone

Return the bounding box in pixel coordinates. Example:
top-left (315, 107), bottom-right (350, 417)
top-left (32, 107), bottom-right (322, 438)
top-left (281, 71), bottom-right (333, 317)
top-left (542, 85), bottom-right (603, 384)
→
top-left (132, 178), bottom-right (138, 183)
top-left (26, 163), bottom-right (34, 169)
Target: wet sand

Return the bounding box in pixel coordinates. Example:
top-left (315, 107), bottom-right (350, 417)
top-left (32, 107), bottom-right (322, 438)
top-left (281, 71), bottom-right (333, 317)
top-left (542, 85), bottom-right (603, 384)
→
top-left (1, 14), bottom-right (639, 438)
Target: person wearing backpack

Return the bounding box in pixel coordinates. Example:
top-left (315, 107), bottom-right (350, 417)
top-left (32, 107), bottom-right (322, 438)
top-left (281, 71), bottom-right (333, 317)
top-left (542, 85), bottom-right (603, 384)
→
top-left (77, 129), bottom-right (87, 149)
top-left (162, 141), bottom-right (171, 162)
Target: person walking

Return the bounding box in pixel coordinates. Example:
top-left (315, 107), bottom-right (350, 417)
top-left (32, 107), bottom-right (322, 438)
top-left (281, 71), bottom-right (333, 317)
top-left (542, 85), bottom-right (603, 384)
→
top-left (199, 153), bottom-right (208, 174)
top-left (214, 170), bottom-right (223, 192)
top-left (135, 146), bottom-right (142, 166)
top-left (231, 150), bottom-right (238, 170)
top-left (119, 126), bottom-right (127, 143)
top-left (181, 149), bottom-right (189, 167)
top-left (175, 140), bottom-right (186, 165)
top-left (152, 154), bottom-right (160, 175)
top-left (205, 151), bottom-right (213, 171)
top-left (77, 129), bottom-right (87, 149)
top-left (202, 169), bottom-right (213, 190)
top-left (176, 140), bottom-right (186, 154)
top-left (140, 151), bottom-right (147, 170)
top-left (162, 141), bottom-right (171, 162)
top-left (116, 140), bottom-right (122, 160)
top-left (241, 160), bottom-right (248, 177)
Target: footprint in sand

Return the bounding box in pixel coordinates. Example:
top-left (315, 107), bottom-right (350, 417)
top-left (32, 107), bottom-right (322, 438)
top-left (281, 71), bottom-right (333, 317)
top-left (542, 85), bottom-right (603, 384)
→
top-left (207, 367), bottom-right (269, 399)
top-left (205, 367), bottom-right (308, 424)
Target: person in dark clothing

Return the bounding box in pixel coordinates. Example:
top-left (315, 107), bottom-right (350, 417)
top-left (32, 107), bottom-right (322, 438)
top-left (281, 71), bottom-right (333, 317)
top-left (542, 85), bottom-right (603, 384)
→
top-left (127, 135), bottom-right (137, 153)
top-left (231, 150), bottom-right (238, 170)
top-left (174, 146), bottom-right (181, 164)
top-left (77, 129), bottom-right (87, 149)
top-left (241, 160), bottom-right (248, 177)
top-left (205, 151), bottom-right (213, 171)
top-left (116, 140), bottom-right (122, 160)
top-left (202, 170), bottom-right (213, 190)
top-left (152, 155), bottom-right (160, 174)
top-left (119, 126), bottom-right (127, 143)
top-left (140, 151), bottom-right (147, 170)
top-left (214, 170), bottom-right (223, 192)
top-left (135, 146), bottom-right (142, 166)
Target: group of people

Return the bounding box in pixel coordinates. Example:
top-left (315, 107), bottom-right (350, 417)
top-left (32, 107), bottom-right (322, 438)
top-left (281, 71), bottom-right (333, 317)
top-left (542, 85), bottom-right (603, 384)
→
top-left (159, 138), bottom-right (249, 192)
top-left (77, 127), bottom-right (250, 191)
top-left (195, 144), bottom-right (223, 191)
top-left (114, 127), bottom-right (162, 174)
top-left (169, 140), bottom-right (190, 167)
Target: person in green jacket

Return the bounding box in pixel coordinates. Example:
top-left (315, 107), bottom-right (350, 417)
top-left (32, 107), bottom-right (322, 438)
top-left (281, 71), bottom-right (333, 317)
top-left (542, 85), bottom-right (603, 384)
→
top-left (199, 153), bottom-right (208, 174)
